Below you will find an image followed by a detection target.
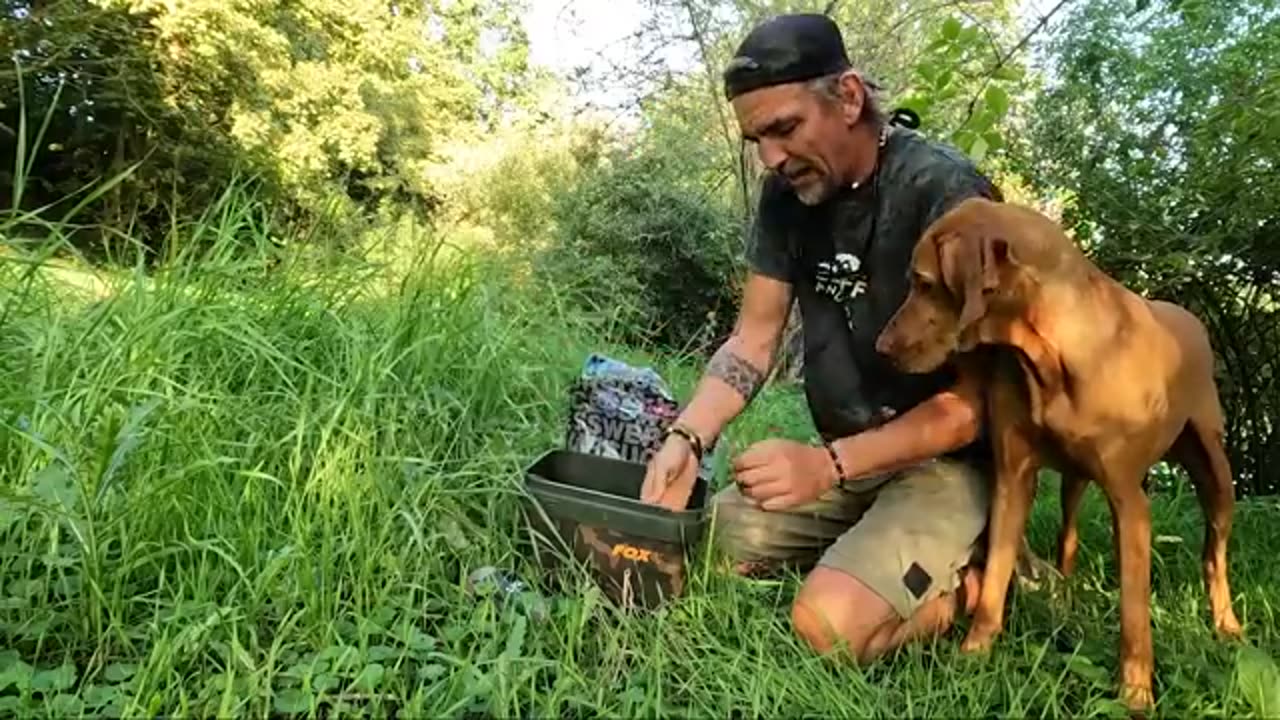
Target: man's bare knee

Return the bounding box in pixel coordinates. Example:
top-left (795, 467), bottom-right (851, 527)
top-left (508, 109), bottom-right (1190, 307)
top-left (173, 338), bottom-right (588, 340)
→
top-left (790, 567), bottom-right (897, 661)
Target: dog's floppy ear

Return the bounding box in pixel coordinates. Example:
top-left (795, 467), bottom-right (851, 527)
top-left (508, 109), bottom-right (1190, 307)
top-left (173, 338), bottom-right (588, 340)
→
top-left (940, 230), bottom-right (1011, 351)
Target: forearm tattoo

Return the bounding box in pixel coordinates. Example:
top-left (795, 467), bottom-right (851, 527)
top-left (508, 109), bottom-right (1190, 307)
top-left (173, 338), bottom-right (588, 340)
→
top-left (708, 345), bottom-right (765, 403)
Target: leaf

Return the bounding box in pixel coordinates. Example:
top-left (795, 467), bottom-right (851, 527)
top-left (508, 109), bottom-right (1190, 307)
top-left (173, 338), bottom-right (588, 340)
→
top-left (0, 659), bottom-right (33, 692)
top-left (968, 110), bottom-right (997, 134)
top-left (419, 664), bottom-right (447, 681)
top-left (994, 64), bottom-right (1023, 81)
top-left (982, 131), bottom-right (1006, 151)
top-left (953, 129), bottom-right (978, 151)
top-left (352, 663), bottom-right (385, 692)
top-left (503, 614), bottom-right (527, 660)
top-left (32, 464), bottom-right (77, 511)
top-left (1066, 655), bottom-right (1109, 684)
top-left (83, 684), bottom-right (122, 709)
top-left (272, 687), bottom-right (313, 715)
top-left (985, 85), bottom-right (1011, 117)
top-left (942, 17), bottom-right (962, 41)
top-left (968, 136), bottom-right (990, 164)
top-left (31, 662), bottom-right (77, 692)
top-left (49, 694), bottom-right (82, 716)
top-left (1236, 646), bottom-right (1280, 717)
top-left (367, 645), bottom-right (399, 662)
top-left (103, 663), bottom-right (137, 683)
top-left (314, 673), bottom-right (340, 692)
top-left (402, 627), bottom-right (436, 653)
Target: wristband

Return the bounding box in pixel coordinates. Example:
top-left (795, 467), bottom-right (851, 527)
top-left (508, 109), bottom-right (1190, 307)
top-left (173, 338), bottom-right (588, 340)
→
top-left (824, 441), bottom-right (848, 487)
top-left (666, 424), bottom-right (704, 461)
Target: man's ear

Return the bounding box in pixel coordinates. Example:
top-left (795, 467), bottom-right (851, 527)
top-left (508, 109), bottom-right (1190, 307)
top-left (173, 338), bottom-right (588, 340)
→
top-left (837, 71), bottom-right (865, 125)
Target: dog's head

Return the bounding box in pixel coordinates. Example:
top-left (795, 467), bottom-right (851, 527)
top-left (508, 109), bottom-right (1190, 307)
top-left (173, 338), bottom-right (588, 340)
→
top-left (876, 197), bottom-right (1047, 374)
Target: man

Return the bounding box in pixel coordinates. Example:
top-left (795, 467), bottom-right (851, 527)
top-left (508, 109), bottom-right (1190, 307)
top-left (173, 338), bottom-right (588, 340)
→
top-left (639, 13), bottom-right (1006, 663)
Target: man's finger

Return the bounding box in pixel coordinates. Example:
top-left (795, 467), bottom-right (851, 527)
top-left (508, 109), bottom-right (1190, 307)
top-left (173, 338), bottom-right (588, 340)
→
top-left (732, 463), bottom-right (775, 490)
top-left (639, 466), bottom-right (667, 504)
top-left (741, 477), bottom-right (790, 504)
top-left (731, 442), bottom-right (773, 472)
top-left (658, 459), bottom-right (697, 511)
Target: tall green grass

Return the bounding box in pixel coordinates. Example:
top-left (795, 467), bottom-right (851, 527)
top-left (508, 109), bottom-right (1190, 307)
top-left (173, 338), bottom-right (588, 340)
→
top-left (2, 192), bottom-right (1279, 717)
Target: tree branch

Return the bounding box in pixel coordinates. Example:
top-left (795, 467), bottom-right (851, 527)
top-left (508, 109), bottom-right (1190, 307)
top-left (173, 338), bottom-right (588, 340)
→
top-left (961, 0), bottom-right (1075, 124)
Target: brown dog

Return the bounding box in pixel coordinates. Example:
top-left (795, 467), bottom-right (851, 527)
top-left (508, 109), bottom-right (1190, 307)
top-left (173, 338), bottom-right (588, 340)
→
top-left (874, 197), bottom-right (1242, 711)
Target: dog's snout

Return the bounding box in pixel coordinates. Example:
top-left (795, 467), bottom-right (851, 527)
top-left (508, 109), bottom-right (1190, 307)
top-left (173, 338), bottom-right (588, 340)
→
top-left (875, 326), bottom-right (898, 356)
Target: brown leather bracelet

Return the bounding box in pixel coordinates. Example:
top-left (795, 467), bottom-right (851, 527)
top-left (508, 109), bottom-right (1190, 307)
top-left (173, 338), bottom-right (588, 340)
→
top-left (666, 424), bottom-right (704, 461)
top-left (824, 441), bottom-right (848, 487)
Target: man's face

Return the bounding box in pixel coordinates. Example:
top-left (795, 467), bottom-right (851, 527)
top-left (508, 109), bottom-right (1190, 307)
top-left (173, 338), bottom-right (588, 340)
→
top-left (732, 76), bottom-right (863, 205)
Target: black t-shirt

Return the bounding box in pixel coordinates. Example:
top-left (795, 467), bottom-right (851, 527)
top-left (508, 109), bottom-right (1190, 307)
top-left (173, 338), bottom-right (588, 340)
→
top-left (748, 126), bottom-right (1001, 471)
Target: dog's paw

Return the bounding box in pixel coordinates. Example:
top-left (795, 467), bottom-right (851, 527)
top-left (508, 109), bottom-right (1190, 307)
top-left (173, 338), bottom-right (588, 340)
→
top-left (1120, 682), bottom-right (1154, 714)
top-left (960, 625), bottom-right (998, 655)
top-left (1215, 611), bottom-right (1244, 639)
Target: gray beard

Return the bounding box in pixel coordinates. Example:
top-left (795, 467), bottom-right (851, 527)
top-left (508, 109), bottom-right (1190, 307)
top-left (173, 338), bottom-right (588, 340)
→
top-left (794, 180), bottom-right (834, 206)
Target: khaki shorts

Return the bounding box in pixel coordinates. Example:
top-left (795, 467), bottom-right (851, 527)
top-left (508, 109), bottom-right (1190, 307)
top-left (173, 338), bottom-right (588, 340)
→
top-left (709, 458), bottom-right (991, 620)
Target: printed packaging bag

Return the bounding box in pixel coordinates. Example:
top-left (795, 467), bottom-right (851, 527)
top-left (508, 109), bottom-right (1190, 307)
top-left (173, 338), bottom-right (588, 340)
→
top-left (565, 353), bottom-right (717, 486)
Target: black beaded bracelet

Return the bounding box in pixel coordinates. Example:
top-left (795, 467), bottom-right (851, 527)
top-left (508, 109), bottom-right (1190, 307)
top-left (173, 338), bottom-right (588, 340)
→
top-left (823, 441), bottom-right (848, 486)
top-left (667, 424), bottom-right (704, 461)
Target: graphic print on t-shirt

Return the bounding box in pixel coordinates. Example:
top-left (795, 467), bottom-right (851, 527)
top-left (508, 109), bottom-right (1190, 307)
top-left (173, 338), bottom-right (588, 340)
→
top-left (813, 252), bottom-right (869, 304)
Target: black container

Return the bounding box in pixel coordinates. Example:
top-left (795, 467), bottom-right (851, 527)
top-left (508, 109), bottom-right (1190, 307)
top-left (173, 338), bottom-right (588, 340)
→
top-left (520, 449), bottom-right (710, 610)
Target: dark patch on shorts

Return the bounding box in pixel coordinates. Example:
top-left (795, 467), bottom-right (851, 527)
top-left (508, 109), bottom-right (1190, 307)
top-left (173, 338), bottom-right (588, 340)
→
top-left (903, 562), bottom-right (932, 599)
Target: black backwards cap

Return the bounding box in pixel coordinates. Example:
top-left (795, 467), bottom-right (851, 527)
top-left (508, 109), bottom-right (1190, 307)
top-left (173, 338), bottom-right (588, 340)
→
top-left (722, 13), bottom-right (919, 128)
top-left (722, 13), bottom-right (853, 101)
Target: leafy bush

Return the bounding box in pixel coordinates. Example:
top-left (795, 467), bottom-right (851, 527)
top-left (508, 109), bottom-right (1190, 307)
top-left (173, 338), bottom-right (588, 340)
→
top-left (539, 138), bottom-right (745, 355)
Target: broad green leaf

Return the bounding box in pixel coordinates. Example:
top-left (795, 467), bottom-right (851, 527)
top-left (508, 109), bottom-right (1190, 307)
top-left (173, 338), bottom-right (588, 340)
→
top-left (994, 64), bottom-right (1024, 81)
top-left (1236, 646), bottom-right (1280, 717)
top-left (103, 663), bottom-right (137, 683)
top-left (985, 85), bottom-right (1011, 117)
top-left (272, 688), bottom-right (313, 715)
top-left (48, 694), bottom-right (82, 716)
top-left (367, 645), bottom-right (399, 662)
top-left (0, 659), bottom-right (33, 692)
top-left (314, 673), bottom-right (340, 692)
top-left (953, 129), bottom-right (978, 151)
top-left (942, 17), bottom-right (962, 41)
top-left (419, 664), bottom-right (447, 681)
top-left (352, 663), bottom-right (385, 692)
top-left (31, 662), bottom-right (77, 692)
top-left (968, 136), bottom-right (990, 164)
top-left (32, 463), bottom-right (77, 510)
top-left (968, 110), bottom-right (997, 134)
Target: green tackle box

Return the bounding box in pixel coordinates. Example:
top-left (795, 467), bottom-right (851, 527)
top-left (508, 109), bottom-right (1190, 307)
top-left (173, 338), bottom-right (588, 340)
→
top-left (520, 449), bottom-right (710, 610)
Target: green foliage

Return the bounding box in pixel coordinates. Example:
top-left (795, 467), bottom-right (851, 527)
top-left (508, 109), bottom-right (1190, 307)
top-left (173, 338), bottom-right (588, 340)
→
top-left (3, 205), bottom-right (1280, 715)
top-left (540, 119), bottom-right (745, 355)
top-left (1, 0), bottom-right (539, 256)
top-left (895, 13), bottom-right (1027, 165)
top-left (1016, 0), bottom-right (1280, 494)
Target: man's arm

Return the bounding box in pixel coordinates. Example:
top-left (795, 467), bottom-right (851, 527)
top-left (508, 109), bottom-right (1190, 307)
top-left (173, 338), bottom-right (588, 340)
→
top-left (672, 272), bottom-right (794, 447)
top-left (828, 357), bottom-right (987, 485)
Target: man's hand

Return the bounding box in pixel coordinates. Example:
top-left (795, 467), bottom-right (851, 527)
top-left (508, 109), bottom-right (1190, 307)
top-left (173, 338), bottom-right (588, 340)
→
top-left (732, 438), bottom-right (838, 511)
top-left (640, 436), bottom-right (700, 511)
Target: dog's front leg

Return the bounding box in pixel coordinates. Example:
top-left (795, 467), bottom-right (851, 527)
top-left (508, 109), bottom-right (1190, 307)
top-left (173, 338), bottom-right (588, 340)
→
top-left (962, 405), bottom-right (1040, 654)
top-left (1105, 477), bottom-right (1156, 712)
